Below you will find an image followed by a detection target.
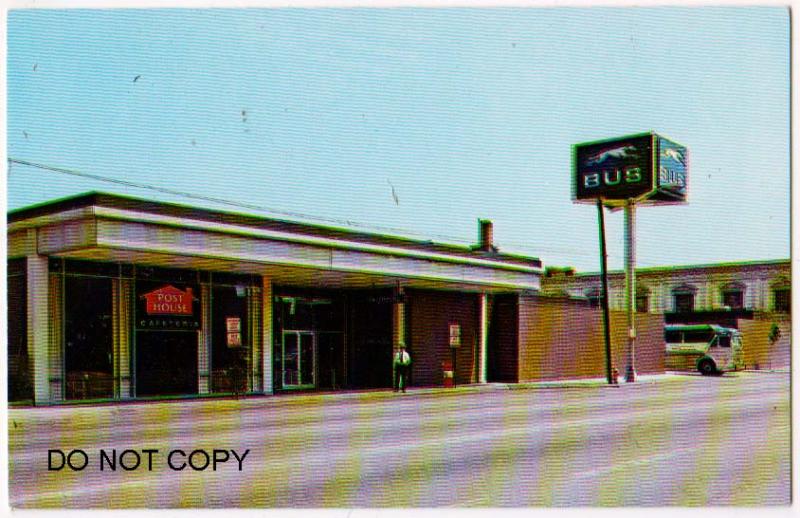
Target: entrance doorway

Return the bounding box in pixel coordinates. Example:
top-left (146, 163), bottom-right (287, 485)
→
top-left (276, 294), bottom-right (346, 391)
top-left (136, 331), bottom-right (198, 396)
top-left (281, 331), bottom-right (315, 388)
top-left (279, 331), bottom-right (345, 390)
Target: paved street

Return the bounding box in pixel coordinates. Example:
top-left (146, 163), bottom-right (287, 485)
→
top-left (8, 372), bottom-right (790, 508)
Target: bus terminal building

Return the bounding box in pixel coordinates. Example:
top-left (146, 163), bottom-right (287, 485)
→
top-left (9, 192), bottom-right (555, 405)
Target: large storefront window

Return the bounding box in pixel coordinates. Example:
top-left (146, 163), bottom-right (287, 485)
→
top-left (65, 276), bottom-right (114, 400)
top-left (42, 260), bottom-right (268, 401)
top-left (8, 259), bottom-right (31, 402)
top-left (135, 271), bottom-right (201, 397)
top-left (135, 331), bottom-right (197, 396)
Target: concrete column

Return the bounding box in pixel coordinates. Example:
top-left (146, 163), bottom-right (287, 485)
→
top-left (756, 278), bottom-right (767, 311)
top-left (748, 281), bottom-right (756, 310)
top-left (655, 284), bottom-right (665, 313)
top-left (113, 278), bottom-right (133, 399)
top-left (705, 281), bottom-right (715, 310)
top-left (611, 283), bottom-right (620, 312)
top-left (478, 293), bottom-right (488, 383)
top-left (121, 279), bottom-right (133, 398)
top-left (248, 286), bottom-right (263, 393)
top-left (261, 277), bottom-right (274, 394)
top-left (743, 281), bottom-right (754, 310)
top-left (47, 272), bottom-right (64, 402)
top-left (27, 253), bottom-right (51, 405)
top-left (198, 283), bottom-right (211, 394)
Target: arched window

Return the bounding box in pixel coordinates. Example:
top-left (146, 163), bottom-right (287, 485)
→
top-left (720, 282), bottom-right (746, 310)
top-left (770, 277), bottom-right (790, 313)
top-left (672, 284), bottom-right (697, 313)
top-left (636, 286), bottom-right (650, 313)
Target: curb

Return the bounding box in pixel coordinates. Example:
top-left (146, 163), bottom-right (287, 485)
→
top-left (740, 369), bottom-right (790, 374)
top-left (11, 371), bottom-right (768, 413)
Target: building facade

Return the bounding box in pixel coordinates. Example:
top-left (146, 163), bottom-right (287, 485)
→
top-left (14, 193), bottom-right (779, 404)
top-left (541, 260), bottom-right (790, 316)
top-left (8, 192), bottom-right (545, 405)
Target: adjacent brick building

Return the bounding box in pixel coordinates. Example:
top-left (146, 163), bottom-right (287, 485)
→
top-left (541, 260), bottom-right (791, 370)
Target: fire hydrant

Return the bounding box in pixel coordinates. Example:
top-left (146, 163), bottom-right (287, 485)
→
top-left (442, 360), bottom-right (454, 388)
top-left (611, 367), bottom-right (620, 385)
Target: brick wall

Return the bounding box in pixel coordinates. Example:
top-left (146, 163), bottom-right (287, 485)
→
top-left (406, 290), bottom-right (479, 386)
top-left (739, 314), bottom-right (791, 369)
top-left (517, 296), bottom-right (665, 382)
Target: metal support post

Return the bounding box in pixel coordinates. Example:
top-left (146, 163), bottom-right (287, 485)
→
top-left (624, 199), bottom-right (637, 382)
top-left (596, 200), bottom-right (614, 384)
top-left (478, 293), bottom-right (488, 384)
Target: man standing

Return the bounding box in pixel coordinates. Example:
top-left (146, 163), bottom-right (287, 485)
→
top-left (393, 345), bottom-right (412, 393)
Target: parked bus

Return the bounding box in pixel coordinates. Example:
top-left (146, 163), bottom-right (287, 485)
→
top-left (665, 324), bottom-right (744, 375)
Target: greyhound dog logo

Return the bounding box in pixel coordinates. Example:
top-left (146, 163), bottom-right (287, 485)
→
top-left (661, 147), bottom-right (686, 165)
top-left (584, 145), bottom-right (638, 166)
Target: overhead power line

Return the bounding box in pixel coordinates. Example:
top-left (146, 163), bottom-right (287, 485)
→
top-left (8, 157), bottom-right (416, 235)
top-left (7, 157), bottom-right (598, 259)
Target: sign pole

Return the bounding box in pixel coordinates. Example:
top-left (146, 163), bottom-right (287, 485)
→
top-left (574, 132), bottom-right (687, 385)
top-left (624, 199), bottom-right (637, 382)
top-left (596, 200), bottom-right (614, 384)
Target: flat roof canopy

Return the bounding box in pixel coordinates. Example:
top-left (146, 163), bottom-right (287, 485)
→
top-left (9, 192), bottom-right (542, 293)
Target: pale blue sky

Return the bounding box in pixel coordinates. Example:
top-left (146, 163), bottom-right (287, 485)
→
top-left (7, 7), bottom-right (789, 271)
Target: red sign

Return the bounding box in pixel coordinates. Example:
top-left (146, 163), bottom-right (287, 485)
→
top-left (227, 332), bottom-right (242, 348)
top-left (141, 285), bottom-right (195, 316)
top-left (226, 317), bottom-right (241, 333)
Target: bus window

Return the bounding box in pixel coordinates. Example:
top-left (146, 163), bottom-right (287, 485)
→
top-left (683, 329), bottom-right (715, 343)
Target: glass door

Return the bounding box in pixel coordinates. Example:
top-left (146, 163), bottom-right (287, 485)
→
top-left (282, 331), bottom-right (315, 389)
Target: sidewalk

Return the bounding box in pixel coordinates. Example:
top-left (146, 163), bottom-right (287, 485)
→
top-left (11, 371), bottom-right (750, 413)
top-left (274, 372), bottom-right (684, 405)
top-left (300, 369), bottom-right (787, 402)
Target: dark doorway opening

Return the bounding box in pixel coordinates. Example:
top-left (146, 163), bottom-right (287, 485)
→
top-left (488, 294), bottom-right (519, 383)
top-left (317, 332), bottom-right (345, 390)
top-left (136, 331), bottom-right (198, 396)
top-left (348, 291), bottom-right (393, 389)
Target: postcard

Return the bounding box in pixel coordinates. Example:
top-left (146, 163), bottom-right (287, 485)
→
top-left (6, 3), bottom-right (791, 510)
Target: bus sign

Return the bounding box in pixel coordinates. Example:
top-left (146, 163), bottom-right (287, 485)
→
top-left (573, 132), bottom-right (688, 205)
top-left (652, 135), bottom-right (688, 202)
